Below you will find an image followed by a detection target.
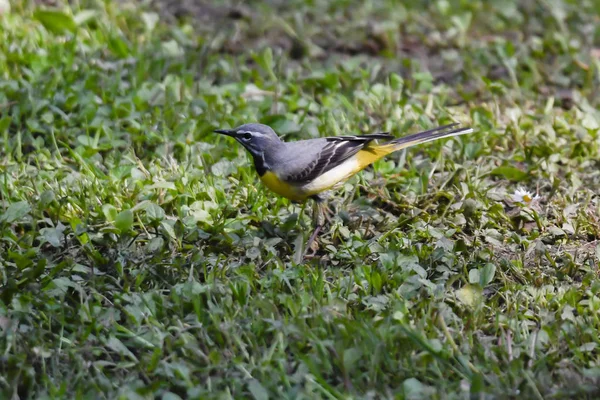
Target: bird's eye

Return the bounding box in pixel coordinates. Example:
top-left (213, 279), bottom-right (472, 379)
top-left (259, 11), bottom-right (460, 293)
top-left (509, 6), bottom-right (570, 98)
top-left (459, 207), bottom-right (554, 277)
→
top-left (242, 133), bottom-right (252, 140)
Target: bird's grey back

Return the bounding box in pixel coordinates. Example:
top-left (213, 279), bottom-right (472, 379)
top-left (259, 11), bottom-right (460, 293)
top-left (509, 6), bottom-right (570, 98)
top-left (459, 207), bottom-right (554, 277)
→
top-left (266, 138), bottom-right (329, 179)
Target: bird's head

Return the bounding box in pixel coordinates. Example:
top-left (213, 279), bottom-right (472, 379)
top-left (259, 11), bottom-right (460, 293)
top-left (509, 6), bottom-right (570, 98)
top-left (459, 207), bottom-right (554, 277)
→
top-left (214, 123), bottom-right (282, 158)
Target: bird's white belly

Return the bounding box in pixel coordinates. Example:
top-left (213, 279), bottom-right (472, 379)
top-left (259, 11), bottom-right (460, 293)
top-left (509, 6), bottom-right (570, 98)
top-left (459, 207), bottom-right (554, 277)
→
top-left (301, 156), bottom-right (361, 195)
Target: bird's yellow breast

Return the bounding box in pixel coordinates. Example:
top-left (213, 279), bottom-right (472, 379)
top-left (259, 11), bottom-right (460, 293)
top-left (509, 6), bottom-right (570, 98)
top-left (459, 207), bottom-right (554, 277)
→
top-left (260, 171), bottom-right (307, 202)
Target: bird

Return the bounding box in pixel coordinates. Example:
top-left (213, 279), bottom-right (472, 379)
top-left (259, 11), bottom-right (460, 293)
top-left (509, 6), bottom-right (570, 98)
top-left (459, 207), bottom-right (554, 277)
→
top-left (214, 122), bottom-right (474, 249)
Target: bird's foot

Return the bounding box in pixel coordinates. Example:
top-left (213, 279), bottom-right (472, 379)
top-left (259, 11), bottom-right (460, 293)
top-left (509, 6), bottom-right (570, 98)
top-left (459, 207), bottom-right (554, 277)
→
top-left (303, 224), bottom-right (322, 258)
top-left (302, 195), bottom-right (337, 259)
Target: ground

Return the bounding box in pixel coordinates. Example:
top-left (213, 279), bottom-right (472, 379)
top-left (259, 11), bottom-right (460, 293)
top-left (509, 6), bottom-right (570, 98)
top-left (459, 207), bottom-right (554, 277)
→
top-left (1, 0), bottom-right (600, 398)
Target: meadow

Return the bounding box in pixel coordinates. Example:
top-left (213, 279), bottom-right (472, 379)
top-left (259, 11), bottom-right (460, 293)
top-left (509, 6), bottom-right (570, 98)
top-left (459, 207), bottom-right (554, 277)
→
top-left (1, 0), bottom-right (600, 398)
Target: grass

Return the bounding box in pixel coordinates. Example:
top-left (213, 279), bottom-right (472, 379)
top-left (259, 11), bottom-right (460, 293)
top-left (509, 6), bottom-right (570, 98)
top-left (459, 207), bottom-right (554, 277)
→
top-left (1, 0), bottom-right (600, 398)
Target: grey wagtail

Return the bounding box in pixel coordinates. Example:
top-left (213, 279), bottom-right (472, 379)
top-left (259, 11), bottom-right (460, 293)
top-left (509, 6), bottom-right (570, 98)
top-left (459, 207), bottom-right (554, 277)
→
top-left (214, 122), bottom-right (474, 204)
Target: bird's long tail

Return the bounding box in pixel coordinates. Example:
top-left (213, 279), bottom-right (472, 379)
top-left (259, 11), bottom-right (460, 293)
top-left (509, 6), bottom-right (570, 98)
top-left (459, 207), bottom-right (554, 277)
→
top-left (389, 123), bottom-right (474, 151)
top-left (358, 123), bottom-right (474, 166)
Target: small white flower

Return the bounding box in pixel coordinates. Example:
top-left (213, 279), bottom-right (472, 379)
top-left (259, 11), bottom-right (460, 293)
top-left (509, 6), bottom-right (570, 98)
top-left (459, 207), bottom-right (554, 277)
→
top-left (511, 188), bottom-right (540, 205)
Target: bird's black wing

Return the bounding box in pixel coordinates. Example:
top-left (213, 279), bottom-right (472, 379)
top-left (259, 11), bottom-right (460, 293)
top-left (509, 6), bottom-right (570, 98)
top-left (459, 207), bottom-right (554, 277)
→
top-left (282, 133), bottom-right (392, 183)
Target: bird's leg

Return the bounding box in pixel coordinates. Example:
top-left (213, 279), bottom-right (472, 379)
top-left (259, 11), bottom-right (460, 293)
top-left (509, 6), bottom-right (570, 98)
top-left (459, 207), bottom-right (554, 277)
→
top-left (305, 196), bottom-right (326, 256)
top-left (306, 225), bottom-right (322, 255)
top-left (321, 200), bottom-right (335, 224)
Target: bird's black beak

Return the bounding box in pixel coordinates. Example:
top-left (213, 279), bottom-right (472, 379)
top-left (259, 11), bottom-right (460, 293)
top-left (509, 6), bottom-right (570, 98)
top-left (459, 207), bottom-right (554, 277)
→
top-left (214, 128), bottom-right (237, 137)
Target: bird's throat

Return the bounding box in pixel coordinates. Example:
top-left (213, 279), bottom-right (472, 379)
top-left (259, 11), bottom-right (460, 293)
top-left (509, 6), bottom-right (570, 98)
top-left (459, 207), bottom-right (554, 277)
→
top-left (252, 153), bottom-right (268, 176)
